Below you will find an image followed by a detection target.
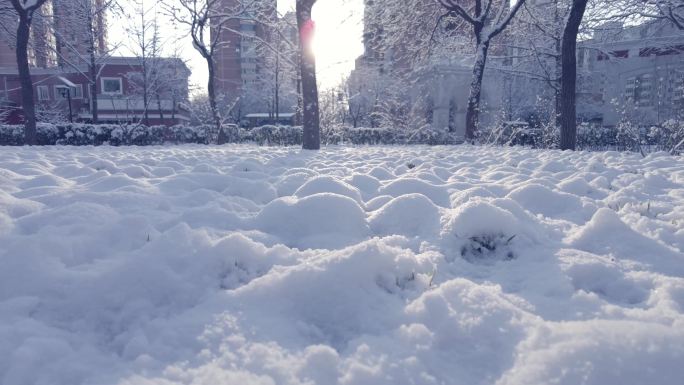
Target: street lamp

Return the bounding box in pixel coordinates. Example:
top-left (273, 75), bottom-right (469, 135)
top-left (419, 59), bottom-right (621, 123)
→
top-left (57, 76), bottom-right (77, 123)
top-left (58, 86), bottom-right (73, 123)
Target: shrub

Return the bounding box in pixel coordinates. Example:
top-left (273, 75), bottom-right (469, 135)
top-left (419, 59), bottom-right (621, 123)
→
top-left (6, 122), bottom-right (677, 151)
top-left (460, 233), bottom-right (516, 263)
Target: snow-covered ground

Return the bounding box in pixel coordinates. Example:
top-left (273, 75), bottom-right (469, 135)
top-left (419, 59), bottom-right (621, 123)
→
top-left (1, 145), bottom-right (683, 385)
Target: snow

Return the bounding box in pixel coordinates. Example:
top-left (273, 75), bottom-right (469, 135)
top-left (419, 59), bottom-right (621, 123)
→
top-left (22, 0), bottom-right (39, 10)
top-left (0, 144), bottom-right (683, 385)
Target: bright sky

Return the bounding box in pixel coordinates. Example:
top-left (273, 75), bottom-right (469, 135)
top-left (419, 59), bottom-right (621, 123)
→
top-left (113, 0), bottom-right (364, 96)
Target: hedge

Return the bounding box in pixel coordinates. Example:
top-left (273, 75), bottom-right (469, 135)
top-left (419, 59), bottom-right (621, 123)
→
top-left (0, 123), bottom-right (464, 146)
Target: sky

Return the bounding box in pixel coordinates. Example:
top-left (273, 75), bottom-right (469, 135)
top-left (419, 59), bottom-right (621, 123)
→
top-left (112, 0), bottom-right (364, 96)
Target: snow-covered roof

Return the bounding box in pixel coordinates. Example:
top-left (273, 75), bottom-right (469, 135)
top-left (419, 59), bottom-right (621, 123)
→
top-left (245, 113), bottom-right (295, 118)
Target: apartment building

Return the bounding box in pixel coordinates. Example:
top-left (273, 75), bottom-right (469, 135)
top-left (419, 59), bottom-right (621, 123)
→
top-left (0, 57), bottom-right (191, 126)
top-left (212, 0), bottom-right (276, 98)
top-left (577, 19), bottom-right (684, 126)
top-left (0, 0), bottom-right (108, 69)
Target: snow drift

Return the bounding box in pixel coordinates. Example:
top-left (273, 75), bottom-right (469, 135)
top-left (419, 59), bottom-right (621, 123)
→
top-left (1, 145), bottom-right (683, 385)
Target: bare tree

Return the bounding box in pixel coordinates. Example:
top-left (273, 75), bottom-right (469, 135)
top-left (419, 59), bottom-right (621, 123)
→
top-left (167, 0), bottom-right (230, 137)
top-left (436, 0), bottom-right (527, 141)
top-left (126, 0), bottom-right (165, 126)
top-left (506, 1), bottom-right (568, 129)
top-left (268, 12), bottom-right (299, 121)
top-left (8, 0), bottom-right (51, 145)
top-left (559, 0), bottom-right (589, 150)
top-left (166, 0), bottom-right (275, 142)
top-left (239, 10), bottom-right (299, 124)
top-left (610, 0), bottom-right (684, 29)
top-left (658, 0), bottom-right (684, 28)
top-left (50, 0), bottom-right (118, 124)
top-left (296, 0), bottom-right (320, 149)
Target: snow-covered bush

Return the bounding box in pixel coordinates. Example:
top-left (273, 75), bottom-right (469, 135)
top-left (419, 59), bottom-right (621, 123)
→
top-left (168, 124), bottom-right (212, 144)
top-left (479, 121), bottom-right (541, 147)
top-left (443, 201), bottom-right (524, 264)
top-left (0, 124), bottom-right (25, 145)
top-left (344, 127), bottom-right (398, 145)
top-left (37, 123), bottom-right (60, 144)
top-left (460, 233), bottom-right (517, 262)
top-left (647, 120), bottom-right (684, 155)
top-left (0, 124), bottom-right (214, 146)
top-left (245, 125), bottom-right (303, 146)
top-left (2, 121), bottom-right (679, 150)
top-left (405, 125), bottom-right (463, 145)
top-left (57, 124), bottom-right (114, 145)
top-left (0, 123), bottom-right (59, 145)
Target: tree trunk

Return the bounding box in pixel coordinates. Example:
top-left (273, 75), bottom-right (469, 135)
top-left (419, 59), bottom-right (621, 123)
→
top-left (275, 56), bottom-right (280, 122)
top-left (553, 3), bottom-right (562, 129)
top-left (554, 87), bottom-right (562, 129)
top-left (206, 58), bottom-right (223, 144)
top-left (465, 39), bottom-right (490, 142)
top-left (88, 13), bottom-right (99, 124)
top-left (142, 67), bottom-right (149, 126)
top-left (559, 0), bottom-right (589, 151)
top-left (171, 93), bottom-right (176, 121)
top-left (16, 14), bottom-right (37, 145)
top-left (296, 0), bottom-right (320, 150)
top-left (156, 91), bottom-right (164, 123)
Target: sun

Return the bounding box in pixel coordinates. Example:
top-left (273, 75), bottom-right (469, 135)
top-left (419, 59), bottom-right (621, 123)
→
top-left (310, 0), bottom-right (364, 88)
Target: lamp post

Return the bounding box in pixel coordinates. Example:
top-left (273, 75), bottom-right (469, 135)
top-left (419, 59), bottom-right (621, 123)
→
top-left (57, 77), bottom-right (77, 123)
top-left (59, 87), bottom-right (73, 122)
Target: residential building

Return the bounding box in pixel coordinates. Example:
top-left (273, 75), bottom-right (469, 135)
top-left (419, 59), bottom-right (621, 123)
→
top-left (503, 3), bottom-right (684, 129)
top-left (0, 57), bottom-right (191, 126)
top-left (0, 1), bottom-right (190, 126)
top-left (0, 3), bottom-right (15, 68)
top-left (0, 0), bottom-right (107, 70)
top-left (350, 0), bottom-right (506, 139)
top-left (0, 2), bottom-right (55, 68)
top-left (52, 0), bottom-right (108, 67)
top-left (212, 0), bottom-right (277, 100)
top-left (577, 19), bottom-right (684, 127)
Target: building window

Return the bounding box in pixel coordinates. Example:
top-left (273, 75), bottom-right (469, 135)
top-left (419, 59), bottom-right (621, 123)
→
top-left (73, 84), bottom-right (83, 99)
top-left (640, 45), bottom-right (684, 57)
top-left (37, 85), bottom-right (49, 101)
top-left (611, 50), bottom-right (629, 58)
top-left (101, 77), bottom-right (123, 95)
top-left (626, 74), bottom-right (654, 107)
top-left (55, 84), bottom-right (83, 100)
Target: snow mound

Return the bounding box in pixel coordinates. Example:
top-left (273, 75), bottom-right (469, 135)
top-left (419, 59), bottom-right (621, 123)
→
top-left (450, 186), bottom-right (497, 207)
top-left (222, 177), bottom-right (277, 204)
top-left (567, 208), bottom-right (684, 276)
top-left (230, 240), bottom-right (428, 348)
top-left (563, 258), bottom-right (650, 305)
top-left (507, 183), bottom-right (589, 222)
top-left (1, 145), bottom-right (683, 385)
top-left (275, 171), bottom-right (316, 196)
top-left (442, 200), bottom-right (533, 263)
top-left (406, 279), bottom-right (532, 381)
top-left (365, 195), bottom-right (394, 211)
top-left (367, 166), bottom-right (395, 180)
top-left (254, 193), bottom-right (370, 249)
top-left (558, 176), bottom-right (606, 198)
top-left (294, 175), bottom-right (364, 205)
top-left (369, 193), bottom-right (441, 237)
top-left (498, 321), bottom-right (684, 385)
top-left (0, 212), bottom-right (12, 235)
top-left (445, 200), bottom-right (520, 239)
top-left (378, 178), bottom-right (451, 207)
top-left (0, 190), bottom-right (43, 218)
top-left (346, 173), bottom-right (381, 199)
